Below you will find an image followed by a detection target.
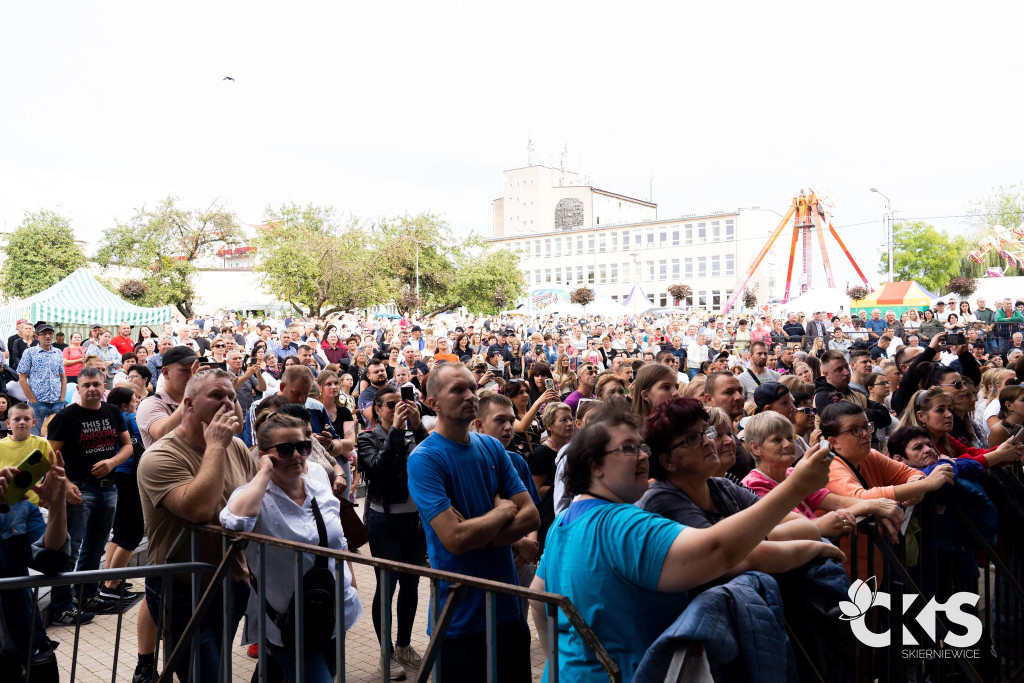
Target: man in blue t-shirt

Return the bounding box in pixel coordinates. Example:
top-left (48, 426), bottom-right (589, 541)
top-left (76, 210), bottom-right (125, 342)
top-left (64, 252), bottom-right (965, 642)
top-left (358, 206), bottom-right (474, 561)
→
top-left (407, 364), bottom-right (539, 682)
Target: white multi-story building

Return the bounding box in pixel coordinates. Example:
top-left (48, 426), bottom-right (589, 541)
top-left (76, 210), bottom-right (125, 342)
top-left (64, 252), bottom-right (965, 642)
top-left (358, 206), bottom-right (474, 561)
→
top-left (488, 165), bottom-right (780, 312)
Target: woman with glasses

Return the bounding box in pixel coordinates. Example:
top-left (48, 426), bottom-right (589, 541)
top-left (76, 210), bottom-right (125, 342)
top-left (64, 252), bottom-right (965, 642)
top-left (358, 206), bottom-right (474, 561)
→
top-left (865, 372), bottom-right (897, 452)
top-left (741, 411), bottom-right (904, 539)
top-left (899, 387), bottom-right (1022, 467)
top-left (356, 386), bottom-right (428, 676)
top-left (208, 339), bottom-right (228, 363)
top-left (823, 400), bottom-right (952, 505)
top-left (529, 403), bottom-right (840, 683)
top-left (221, 413), bottom-right (362, 682)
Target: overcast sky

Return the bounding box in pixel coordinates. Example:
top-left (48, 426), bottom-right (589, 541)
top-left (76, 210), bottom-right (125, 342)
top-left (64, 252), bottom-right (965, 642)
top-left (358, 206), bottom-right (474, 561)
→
top-left (2, 1), bottom-right (1021, 288)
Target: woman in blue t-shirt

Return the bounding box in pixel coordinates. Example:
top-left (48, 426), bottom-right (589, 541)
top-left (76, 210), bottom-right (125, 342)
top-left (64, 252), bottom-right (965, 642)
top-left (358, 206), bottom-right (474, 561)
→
top-left (529, 405), bottom-right (842, 682)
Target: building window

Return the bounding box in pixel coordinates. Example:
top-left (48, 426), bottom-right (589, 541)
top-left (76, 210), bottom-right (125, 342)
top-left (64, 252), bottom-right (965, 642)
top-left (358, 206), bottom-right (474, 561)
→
top-left (611, 263), bottom-right (618, 283)
top-left (555, 267), bottom-right (562, 283)
top-left (588, 235), bottom-right (595, 253)
top-left (554, 239), bottom-right (561, 257)
top-left (577, 236), bottom-right (584, 255)
top-left (659, 230), bottom-right (667, 247)
top-left (534, 270), bottom-right (541, 284)
top-left (698, 291), bottom-right (707, 308)
top-left (672, 228), bottom-right (680, 246)
top-left (698, 257), bottom-right (707, 278)
top-left (698, 223), bottom-right (707, 243)
top-left (685, 224), bottom-right (693, 245)
top-left (660, 294), bottom-right (668, 307)
top-left (534, 240), bottom-right (541, 258)
top-left (647, 261), bottom-right (655, 281)
top-left (659, 260), bottom-right (667, 280)
top-left (712, 290), bottom-right (722, 309)
top-left (545, 268), bottom-right (552, 283)
top-left (685, 258), bottom-right (693, 278)
top-left (725, 254), bottom-right (734, 276)
top-left (725, 289), bottom-right (734, 304)
top-left (576, 266), bottom-right (584, 283)
top-left (588, 265), bottom-right (595, 284)
top-left (514, 241), bottom-right (521, 254)
top-left (711, 256), bottom-right (720, 277)
top-left (711, 221), bottom-right (720, 242)
top-left (599, 234), bottom-right (606, 253)
top-left (622, 262), bottom-right (630, 282)
top-left (646, 230), bottom-right (654, 248)
top-left (725, 220), bottom-right (735, 241)
top-left (672, 259), bottom-right (680, 279)
top-left (599, 265), bottom-right (607, 284)
top-left (635, 230), bottom-right (643, 248)
top-left (545, 239), bottom-right (551, 257)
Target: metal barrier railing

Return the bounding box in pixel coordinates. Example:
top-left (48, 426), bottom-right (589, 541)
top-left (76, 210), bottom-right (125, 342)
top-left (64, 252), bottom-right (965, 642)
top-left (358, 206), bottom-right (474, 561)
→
top-left (0, 561), bottom-right (214, 683)
top-left (183, 524), bottom-right (621, 683)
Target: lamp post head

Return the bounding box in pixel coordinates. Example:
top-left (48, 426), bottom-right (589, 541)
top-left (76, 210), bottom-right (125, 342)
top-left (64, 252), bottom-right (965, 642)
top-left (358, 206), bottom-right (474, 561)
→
top-left (870, 188), bottom-right (879, 193)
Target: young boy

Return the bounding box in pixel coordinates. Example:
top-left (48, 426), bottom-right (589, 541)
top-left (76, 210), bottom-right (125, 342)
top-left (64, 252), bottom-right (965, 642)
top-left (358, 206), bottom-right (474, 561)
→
top-left (0, 402), bottom-right (58, 506)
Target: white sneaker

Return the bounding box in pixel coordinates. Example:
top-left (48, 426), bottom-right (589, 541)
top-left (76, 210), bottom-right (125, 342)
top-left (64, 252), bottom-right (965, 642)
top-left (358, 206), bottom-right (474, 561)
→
top-left (379, 652), bottom-right (406, 680)
top-left (395, 644), bottom-right (422, 670)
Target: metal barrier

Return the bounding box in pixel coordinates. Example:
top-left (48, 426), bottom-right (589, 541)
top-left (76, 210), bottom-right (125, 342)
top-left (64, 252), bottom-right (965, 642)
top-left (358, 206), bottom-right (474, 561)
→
top-left (187, 523), bottom-right (622, 683)
top-left (0, 561), bottom-right (214, 683)
top-left (789, 488), bottom-right (1024, 683)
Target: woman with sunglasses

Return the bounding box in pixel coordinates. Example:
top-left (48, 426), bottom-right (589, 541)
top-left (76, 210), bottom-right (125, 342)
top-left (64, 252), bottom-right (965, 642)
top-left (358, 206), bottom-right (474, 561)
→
top-left (899, 387), bottom-right (1022, 467)
top-left (222, 413), bottom-right (361, 682)
top-left (208, 339), bottom-right (228, 363)
top-left (357, 386), bottom-right (428, 676)
top-left (531, 403), bottom-right (841, 682)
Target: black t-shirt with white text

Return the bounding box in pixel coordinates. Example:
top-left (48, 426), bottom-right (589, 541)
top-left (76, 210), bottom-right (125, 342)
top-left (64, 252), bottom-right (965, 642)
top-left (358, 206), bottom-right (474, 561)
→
top-left (48, 402), bottom-right (127, 482)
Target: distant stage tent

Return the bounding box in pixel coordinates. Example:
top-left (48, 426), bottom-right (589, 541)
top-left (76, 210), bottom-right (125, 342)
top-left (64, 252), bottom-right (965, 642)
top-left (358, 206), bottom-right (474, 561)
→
top-left (851, 281), bottom-right (934, 317)
top-left (0, 268), bottom-right (175, 337)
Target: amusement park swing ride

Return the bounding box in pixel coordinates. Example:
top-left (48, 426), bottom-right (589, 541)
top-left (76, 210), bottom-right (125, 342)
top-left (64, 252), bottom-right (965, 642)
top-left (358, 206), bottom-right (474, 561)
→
top-left (723, 189), bottom-right (870, 315)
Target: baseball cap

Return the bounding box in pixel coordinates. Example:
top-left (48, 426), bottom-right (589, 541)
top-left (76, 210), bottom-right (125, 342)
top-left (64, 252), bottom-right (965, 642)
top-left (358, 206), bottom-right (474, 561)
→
top-left (715, 351), bottom-right (730, 361)
top-left (35, 322), bottom-right (55, 333)
top-left (754, 382), bottom-right (790, 413)
top-left (161, 346), bottom-right (200, 367)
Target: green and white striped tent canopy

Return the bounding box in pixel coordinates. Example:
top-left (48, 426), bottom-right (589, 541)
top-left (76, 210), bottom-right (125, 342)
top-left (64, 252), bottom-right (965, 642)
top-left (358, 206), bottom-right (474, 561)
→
top-left (0, 268), bottom-right (175, 336)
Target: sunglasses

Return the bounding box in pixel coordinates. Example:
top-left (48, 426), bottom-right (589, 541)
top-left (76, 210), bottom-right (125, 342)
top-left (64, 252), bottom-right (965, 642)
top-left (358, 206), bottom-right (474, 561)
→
top-left (797, 407), bottom-right (817, 416)
top-left (213, 344), bottom-right (226, 349)
top-left (269, 440), bottom-right (313, 458)
top-left (940, 380), bottom-right (966, 390)
top-left (381, 400), bottom-right (401, 409)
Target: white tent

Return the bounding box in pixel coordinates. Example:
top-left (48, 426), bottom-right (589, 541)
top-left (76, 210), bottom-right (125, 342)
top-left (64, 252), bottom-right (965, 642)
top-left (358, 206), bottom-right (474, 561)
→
top-left (779, 288), bottom-right (850, 316)
top-left (929, 277), bottom-right (1024, 310)
top-left (587, 296), bottom-right (630, 318)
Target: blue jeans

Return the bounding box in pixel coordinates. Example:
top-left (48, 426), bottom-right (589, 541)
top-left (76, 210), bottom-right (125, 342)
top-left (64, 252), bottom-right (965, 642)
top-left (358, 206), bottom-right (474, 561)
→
top-left (50, 481), bottom-right (117, 612)
top-left (29, 401), bottom-right (65, 436)
top-left (367, 509), bottom-right (426, 649)
top-left (266, 639), bottom-right (337, 683)
top-left (145, 577), bottom-right (249, 683)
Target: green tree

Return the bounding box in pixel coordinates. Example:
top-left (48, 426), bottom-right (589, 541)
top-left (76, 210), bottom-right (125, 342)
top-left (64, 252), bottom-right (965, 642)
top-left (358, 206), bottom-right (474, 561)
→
top-left (95, 197), bottom-right (241, 316)
top-left (372, 214), bottom-right (526, 315)
top-left (881, 221), bottom-right (965, 293)
top-left (0, 210), bottom-right (87, 299)
top-left (252, 203), bottom-right (392, 317)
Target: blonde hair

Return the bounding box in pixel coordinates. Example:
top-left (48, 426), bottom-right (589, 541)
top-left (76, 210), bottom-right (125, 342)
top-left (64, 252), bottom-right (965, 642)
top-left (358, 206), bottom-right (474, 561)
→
top-left (982, 368), bottom-right (1015, 403)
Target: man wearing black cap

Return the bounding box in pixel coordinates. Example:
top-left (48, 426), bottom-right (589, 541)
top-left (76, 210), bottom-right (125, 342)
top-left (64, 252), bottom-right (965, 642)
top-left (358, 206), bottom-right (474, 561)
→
top-left (712, 350), bottom-right (731, 373)
top-left (753, 381), bottom-right (797, 422)
top-left (17, 322), bottom-right (66, 436)
top-left (409, 325), bottom-right (426, 352)
top-left (136, 346), bottom-right (202, 449)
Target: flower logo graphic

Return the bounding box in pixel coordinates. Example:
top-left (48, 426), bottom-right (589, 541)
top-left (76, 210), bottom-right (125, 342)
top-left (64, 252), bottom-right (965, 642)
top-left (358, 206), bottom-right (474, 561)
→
top-left (838, 577), bottom-right (878, 622)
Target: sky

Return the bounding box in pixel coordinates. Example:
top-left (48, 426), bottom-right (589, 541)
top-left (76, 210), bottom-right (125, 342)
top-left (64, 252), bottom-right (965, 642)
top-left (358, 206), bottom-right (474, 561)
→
top-left (2, 1), bottom-right (1022, 289)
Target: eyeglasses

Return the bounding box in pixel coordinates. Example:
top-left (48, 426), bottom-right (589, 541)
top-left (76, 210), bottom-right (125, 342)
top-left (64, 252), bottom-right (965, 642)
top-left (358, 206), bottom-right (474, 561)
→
top-left (940, 380), bottom-right (966, 390)
top-left (869, 381), bottom-right (891, 388)
top-left (668, 427), bottom-right (718, 451)
top-left (381, 401), bottom-right (400, 409)
top-left (797, 407), bottom-right (817, 416)
top-left (606, 443), bottom-right (643, 457)
top-left (837, 422), bottom-right (874, 438)
top-left (213, 344), bottom-right (226, 349)
top-left (269, 440), bottom-right (313, 458)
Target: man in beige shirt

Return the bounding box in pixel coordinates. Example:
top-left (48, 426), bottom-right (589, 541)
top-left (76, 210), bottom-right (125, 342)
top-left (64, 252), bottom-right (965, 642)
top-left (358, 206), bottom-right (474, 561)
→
top-left (137, 369), bottom-right (257, 683)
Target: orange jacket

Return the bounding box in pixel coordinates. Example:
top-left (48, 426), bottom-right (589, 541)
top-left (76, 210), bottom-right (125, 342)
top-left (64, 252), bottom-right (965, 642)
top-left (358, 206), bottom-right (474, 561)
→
top-left (827, 449), bottom-right (924, 500)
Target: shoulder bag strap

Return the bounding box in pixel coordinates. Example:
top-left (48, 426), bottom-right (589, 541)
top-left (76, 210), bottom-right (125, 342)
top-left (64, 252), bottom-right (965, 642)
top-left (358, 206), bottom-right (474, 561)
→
top-left (746, 368), bottom-right (763, 386)
top-left (310, 497), bottom-right (330, 568)
top-left (835, 454), bottom-right (872, 491)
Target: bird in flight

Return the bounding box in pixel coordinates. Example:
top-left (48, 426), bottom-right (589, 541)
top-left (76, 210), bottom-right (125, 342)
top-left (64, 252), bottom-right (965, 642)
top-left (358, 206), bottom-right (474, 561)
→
top-left (223, 76), bottom-right (235, 81)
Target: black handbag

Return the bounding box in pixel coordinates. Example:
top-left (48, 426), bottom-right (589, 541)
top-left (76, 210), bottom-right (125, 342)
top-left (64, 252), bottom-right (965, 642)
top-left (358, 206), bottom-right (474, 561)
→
top-left (265, 497), bottom-right (337, 651)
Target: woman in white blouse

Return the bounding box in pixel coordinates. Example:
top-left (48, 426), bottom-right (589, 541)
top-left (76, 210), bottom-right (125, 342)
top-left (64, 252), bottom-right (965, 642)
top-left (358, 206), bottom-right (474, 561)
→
top-left (221, 413), bottom-right (361, 682)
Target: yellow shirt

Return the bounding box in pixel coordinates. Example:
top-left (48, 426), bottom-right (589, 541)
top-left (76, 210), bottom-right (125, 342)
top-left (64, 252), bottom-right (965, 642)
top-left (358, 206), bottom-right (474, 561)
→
top-left (0, 435), bottom-right (53, 504)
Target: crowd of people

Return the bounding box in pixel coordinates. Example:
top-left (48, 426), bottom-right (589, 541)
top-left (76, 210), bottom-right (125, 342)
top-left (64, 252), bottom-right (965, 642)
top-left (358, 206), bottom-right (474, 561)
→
top-left (1, 294), bottom-right (1024, 682)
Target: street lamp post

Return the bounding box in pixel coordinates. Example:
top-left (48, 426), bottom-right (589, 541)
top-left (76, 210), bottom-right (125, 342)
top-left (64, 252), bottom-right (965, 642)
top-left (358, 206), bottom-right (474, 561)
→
top-left (870, 188), bottom-right (894, 282)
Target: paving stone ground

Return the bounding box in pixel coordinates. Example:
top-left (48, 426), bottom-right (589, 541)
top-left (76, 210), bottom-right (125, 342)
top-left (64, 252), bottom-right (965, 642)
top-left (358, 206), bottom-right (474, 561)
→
top-left (44, 499), bottom-right (550, 682)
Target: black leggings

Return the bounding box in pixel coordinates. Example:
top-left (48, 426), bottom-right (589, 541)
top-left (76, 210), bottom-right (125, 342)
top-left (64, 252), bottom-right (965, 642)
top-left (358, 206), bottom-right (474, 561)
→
top-left (367, 509), bottom-right (426, 648)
